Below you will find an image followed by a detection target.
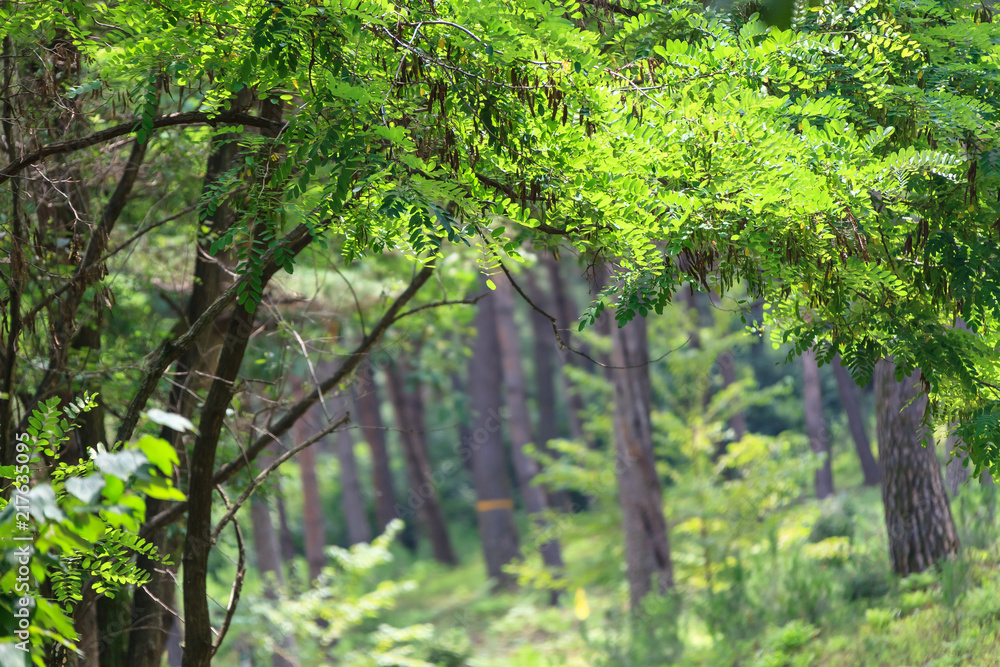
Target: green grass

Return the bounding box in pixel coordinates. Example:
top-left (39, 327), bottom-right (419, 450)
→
top-left (365, 473), bottom-right (1000, 667)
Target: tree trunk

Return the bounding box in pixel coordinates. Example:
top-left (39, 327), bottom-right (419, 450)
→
top-left (275, 485), bottom-right (297, 563)
top-left (493, 273), bottom-right (564, 570)
top-left (385, 356), bottom-right (458, 565)
top-left (126, 132), bottom-right (239, 667)
top-left (467, 289), bottom-right (522, 589)
top-left (944, 432), bottom-right (971, 497)
top-left (545, 255), bottom-right (587, 441)
top-left (165, 618), bottom-right (182, 667)
top-left (353, 359), bottom-right (402, 534)
top-left (717, 350), bottom-right (748, 441)
top-left (802, 348), bottom-right (834, 499)
top-left (832, 355), bottom-right (881, 486)
top-left (297, 439), bottom-right (328, 581)
top-left (874, 359), bottom-right (959, 576)
top-left (611, 317), bottom-right (673, 608)
top-left (337, 426), bottom-right (373, 545)
top-left (250, 498), bottom-right (299, 667)
top-left (525, 269), bottom-right (571, 511)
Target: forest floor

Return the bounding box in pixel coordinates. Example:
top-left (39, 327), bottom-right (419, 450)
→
top-left (376, 473), bottom-right (1000, 666)
top-left (218, 443), bottom-right (1000, 666)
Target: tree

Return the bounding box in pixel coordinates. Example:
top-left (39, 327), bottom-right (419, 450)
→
top-left (874, 359), bottom-right (959, 576)
top-left (385, 354), bottom-right (458, 565)
top-left (832, 355), bottom-right (881, 487)
top-left (493, 271), bottom-right (564, 572)
top-left (611, 316), bottom-right (673, 607)
top-left (802, 348), bottom-right (834, 499)
top-left (294, 409), bottom-right (329, 581)
top-left (250, 495), bottom-right (300, 667)
top-left (4, 0), bottom-right (1000, 662)
top-left (467, 289), bottom-right (522, 589)
top-left (353, 359), bottom-right (404, 536)
top-left (336, 426), bottom-right (373, 547)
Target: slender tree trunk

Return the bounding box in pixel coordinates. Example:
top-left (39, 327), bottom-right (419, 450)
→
top-left (802, 348), bottom-right (834, 499)
top-left (337, 426), bottom-right (372, 545)
top-left (385, 356), bottom-right (458, 565)
top-left (493, 273), bottom-right (564, 570)
top-left (546, 255), bottom-right (587, 441)
top-left (832, 355), bottom-right (880, 486)
top-left (944, 432), bottom-right (972, 497)
top-left (717, 350), bottom-right (748, 441)
top-left (525, 269), bottom-right (571, 511)
top-left (297, 438), bottom-right (328, 581)
top-left (250, 498), bottom-right (299, 667)
top-left (681, 285), bottom-right (746, 459)
top-left (181, 100), bottom-right (317, 667)
top-left (165, 619), bottom-right (182, 667)
top-left (611, 317), bottom-right (673, 607)
top-left (353, 359), bottom-right (402, 534)
top-left (874, 359), bottom-right (959, 576)
top-left (468, 289), bottom-right (522, 589)
top-left (126, 131), bottom-right (239, 667)
top-left (451, 371), bottom-right (476, 475)
top-left (276, 486), bottom-right (297, 563)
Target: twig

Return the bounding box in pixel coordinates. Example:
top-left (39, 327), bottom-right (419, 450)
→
top-left (211, 487), bottom-right (246, 655)
top-left (210, 415), bottom-right (349, 542)
top-left (391, 294), bottom-right (488, 322)
top-left (138, 264), bottom-right (436, 537)
top-left (495, 255), bottom-right (687, 369)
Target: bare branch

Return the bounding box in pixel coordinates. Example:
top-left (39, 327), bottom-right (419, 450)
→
top-left (138, 264), bottom-right (436, 537)
top-left (114, 222), bottom-right (316, 447)
top-left (0, 111), bottom-right (284, 185)
top-left (210, 415), bottom-right (350, 543)
top-left (210, 488), bottom-right (246, 656)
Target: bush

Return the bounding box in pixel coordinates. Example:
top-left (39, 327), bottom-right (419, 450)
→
top-left (809, 499), bottom-right (855, 543)
top-left (845, 569), bottom-right (891, 601)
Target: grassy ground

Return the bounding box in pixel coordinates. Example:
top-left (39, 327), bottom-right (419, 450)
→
top-left (369, 464), bottom-right (1000, 666)
top-left (219, 436), bottom-right (1000, 666)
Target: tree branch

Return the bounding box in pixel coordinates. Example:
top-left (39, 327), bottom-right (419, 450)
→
top-left (210, 488), bottom-right (245, 658)
top-left (138, 264), bottom-right (436, 538)
top-left (210, 414), bottom-right (350, 543)
top-left (113, 222), bottom-right (315, 447)
top-left (0, 111), bottom-right (283, 185)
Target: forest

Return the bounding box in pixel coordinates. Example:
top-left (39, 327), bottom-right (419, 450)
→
top-left (1, 0), bottom-right (1000, 664)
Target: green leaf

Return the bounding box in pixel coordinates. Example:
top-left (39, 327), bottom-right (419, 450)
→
top-left (136, 435), bottom-right (180, 475)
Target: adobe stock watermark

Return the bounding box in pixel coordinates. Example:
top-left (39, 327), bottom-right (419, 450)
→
top-left (9, 431), bottom-right (36, 653)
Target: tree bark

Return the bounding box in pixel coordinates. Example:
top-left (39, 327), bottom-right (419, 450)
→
top-left (493, 273), bottom-right (564, 570)
top-left (611, 316), bottom-right (673, 608)
top-left (802, 348), bottom-right (834, 499)
top-left (467, 289), bottom-right (522, 589)
top-left (337, 426), bottom-right (373, 546)
top-left (832, 355), bottom-right (880, 486)
top-left (385, 355), bottom-right (458, 565)
top-left (874, 359), bottom-right (959, 576)
top-left (353, 360), bottom-right (402, 534)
